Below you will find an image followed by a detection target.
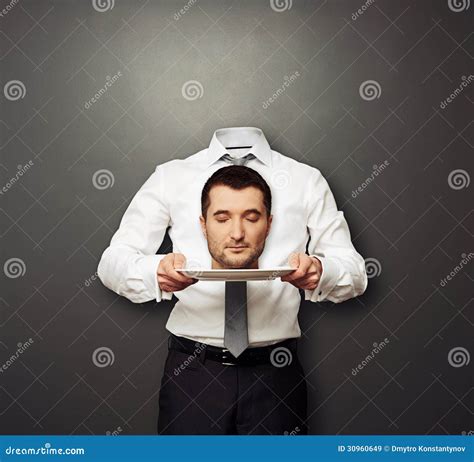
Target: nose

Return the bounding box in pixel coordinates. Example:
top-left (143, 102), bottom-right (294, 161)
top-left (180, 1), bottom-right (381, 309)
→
top-left (229, 219), bottom-right (245, 241)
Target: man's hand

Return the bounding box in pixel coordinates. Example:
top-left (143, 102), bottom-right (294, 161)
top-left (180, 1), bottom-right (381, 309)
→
top-left (280, 252), bottom-right (322, 291)
top-left (157, 253), bottom-right (198, 293)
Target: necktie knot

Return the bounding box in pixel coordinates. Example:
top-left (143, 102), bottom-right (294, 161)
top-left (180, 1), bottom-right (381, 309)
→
top-left (220, 153), bottom-right (256, 166)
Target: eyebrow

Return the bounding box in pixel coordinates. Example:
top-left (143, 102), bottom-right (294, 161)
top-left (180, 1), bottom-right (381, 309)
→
top-left (212, 208), bottom-right (262, 217)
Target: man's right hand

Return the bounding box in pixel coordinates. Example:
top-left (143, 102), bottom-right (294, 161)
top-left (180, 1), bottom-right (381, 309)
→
top-left (157, 253), bottom-right (198, 293)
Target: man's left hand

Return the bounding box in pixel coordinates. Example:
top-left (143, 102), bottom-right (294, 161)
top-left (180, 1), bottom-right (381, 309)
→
top-left (280, 252), bottom-right (322, 291)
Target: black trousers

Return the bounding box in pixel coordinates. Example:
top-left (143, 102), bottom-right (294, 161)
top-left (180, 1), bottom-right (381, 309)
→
top-left (157, 336), bottom-right (308, 435)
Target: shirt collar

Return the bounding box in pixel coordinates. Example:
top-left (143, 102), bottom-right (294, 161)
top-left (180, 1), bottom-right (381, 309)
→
top-left (205, 127), bottom-right (272, 167)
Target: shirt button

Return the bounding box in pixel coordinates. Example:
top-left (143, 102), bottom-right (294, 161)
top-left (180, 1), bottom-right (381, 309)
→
top-left (319, 291), bottom-right (322, 295)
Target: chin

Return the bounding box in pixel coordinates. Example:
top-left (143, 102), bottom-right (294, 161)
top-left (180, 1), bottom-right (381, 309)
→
top-left (220, 258), bottom-right (250, 269)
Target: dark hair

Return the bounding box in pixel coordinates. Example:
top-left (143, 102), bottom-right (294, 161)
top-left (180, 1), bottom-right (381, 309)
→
top-left (201, 166), bottom-right (272, 219)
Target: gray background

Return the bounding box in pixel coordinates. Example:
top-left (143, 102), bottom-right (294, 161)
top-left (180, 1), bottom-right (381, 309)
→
top-left (0, 0), bottom-right (472, 435)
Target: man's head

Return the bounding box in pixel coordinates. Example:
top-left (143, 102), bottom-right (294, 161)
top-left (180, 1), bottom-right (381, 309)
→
top-left (200, 165), bottom-right (272, 269)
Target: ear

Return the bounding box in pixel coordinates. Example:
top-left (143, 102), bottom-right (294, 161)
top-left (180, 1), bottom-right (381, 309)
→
top-left (265, 214), bottom-right (273, 237)
top-left (199, 215), bottom-right (207, 238)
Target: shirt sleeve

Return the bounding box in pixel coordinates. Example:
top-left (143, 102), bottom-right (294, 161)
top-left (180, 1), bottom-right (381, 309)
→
top-left (97, 164), bottom-right (174, 304)
top-left (303, 169), bottom-right (368, 304)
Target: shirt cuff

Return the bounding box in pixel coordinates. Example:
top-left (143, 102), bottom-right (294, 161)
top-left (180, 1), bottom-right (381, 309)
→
top-left (304, 255), bottom-right (340, 303)
top-left (140, 254), bottom-right (174, 303)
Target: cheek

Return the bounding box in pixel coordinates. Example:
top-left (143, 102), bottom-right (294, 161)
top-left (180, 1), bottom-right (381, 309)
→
top-left (207, 224), bottom-right (228, 244)
top-left (246, 224), bottom-right (268, 243)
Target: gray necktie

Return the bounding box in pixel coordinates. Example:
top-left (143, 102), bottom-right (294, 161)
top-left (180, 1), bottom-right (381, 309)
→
top-left (224, 281), bottom-right (249, 358)
top-left (220, 153), bottom-right (256, 166)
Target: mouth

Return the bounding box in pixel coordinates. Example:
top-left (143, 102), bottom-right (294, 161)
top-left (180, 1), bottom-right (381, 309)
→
top-left (227, 246), bottom-right (248, 251)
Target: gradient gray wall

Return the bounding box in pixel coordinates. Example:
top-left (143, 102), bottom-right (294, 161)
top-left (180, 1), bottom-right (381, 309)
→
top-left (0, 0), bottom-right (472, 435)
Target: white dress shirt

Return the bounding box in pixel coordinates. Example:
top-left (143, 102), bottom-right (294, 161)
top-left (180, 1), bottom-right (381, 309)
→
top-left (97, 127), bottom-right (368, 347)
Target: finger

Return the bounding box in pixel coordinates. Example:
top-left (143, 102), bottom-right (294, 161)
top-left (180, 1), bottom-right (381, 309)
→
top-left (284, 254), bottom-right (312, 282)
top-left (161, 257), bottom-right (195, 284)
top-left (292, 273), bottom-right (321, 287)
top-left (288, 252), bottom-right (300, 269)
top-left (285, 273), bottom-right (320, 292)
top-left (173, 253), bottom-right (187, 269)
top-left (160, 284), bottom-right (180, 293)
top-left (158, 274), bottom-right (197, 289)
top-left (281, 253), bottom-right (299, 282)
top-left (158, 274), bottom-right (181, 285)
top-left (157, 276), bottom-right (181, 291)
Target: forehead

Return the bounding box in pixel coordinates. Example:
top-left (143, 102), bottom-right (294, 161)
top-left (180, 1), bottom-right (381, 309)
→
top-left (207, 185), bottom-right (265, 211)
